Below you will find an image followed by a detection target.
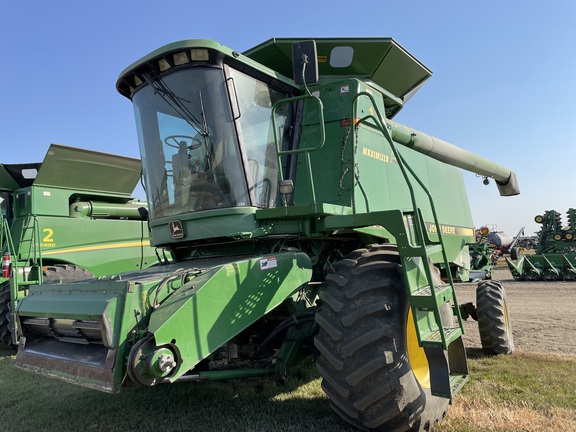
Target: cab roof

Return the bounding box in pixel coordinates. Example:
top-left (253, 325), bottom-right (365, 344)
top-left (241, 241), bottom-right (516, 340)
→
top-left (116, 37), bottom-right (432, 118)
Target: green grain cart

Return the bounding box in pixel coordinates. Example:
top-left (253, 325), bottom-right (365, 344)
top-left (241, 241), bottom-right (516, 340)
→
top-left (14, 38), bottom-right (519, 431)
top-left (0, 144), bottom-right (160, 347)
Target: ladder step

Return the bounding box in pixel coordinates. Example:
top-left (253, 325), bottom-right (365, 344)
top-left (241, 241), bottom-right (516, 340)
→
top-left (412, 283), bottom-right (451, 297)
top-left (410, 284), bottom-right (453, 308)
top-left (449, 373), bottom-right (469, 396)
top-left (17, 281), bottom-right (40, 287)
top-left (424, 337), bottom-right (468, 398)
top-left (430, 373), bottom-right (470, 398)
top-left (421, 326), bottom-right (462, 348)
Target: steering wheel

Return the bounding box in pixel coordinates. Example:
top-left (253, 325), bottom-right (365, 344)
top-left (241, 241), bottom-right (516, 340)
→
top-left (164, 135), bottom-right (203, 150)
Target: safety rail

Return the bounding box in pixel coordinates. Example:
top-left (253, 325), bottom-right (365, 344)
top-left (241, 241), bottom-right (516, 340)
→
top-left (351, 91), bottom-right (465, 350)
top-left (271, 94), bottom-right (325, 208)
top-left (11, 215), bottom-right (44, 288)
top-left (1, 214), bottom-right (16, 264)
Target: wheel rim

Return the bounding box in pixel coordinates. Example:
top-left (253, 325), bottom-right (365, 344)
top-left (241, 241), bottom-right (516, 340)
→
top-left (406, 308), bottom-right (431, 389)
top-left (503, 298), bottom-right (511, 338)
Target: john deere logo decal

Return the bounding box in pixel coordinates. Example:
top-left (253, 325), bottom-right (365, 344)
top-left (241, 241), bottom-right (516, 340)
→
top-left (169, 220), bottom-right (184, 239)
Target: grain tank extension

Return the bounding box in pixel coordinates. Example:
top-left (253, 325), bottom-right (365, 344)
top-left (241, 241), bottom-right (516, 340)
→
top-left (14, 38), bottom-right (519, 432)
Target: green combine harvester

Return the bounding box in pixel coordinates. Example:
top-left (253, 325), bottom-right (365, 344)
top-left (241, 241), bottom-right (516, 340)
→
top-left (14, 38), bottom-right (519, 431)
top-left (507, 209), bottom-right (576, 280)
top-left (0, 144), bottom-right (160, 347)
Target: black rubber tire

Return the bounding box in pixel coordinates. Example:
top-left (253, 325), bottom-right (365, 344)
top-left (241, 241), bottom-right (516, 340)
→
top-left (509, 247), bottom-right (519, 261)
top-left (0, 282), bottom-right (13, 348)
top-left (476, 280), bottom-right (515, 355)
top-left (314, 244), bottom-right (450, 432)
top-left (43, 264), bottom-right (94, 284)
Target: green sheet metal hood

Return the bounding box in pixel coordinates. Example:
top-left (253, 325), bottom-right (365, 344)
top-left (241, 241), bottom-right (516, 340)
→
top-left (244, 37), bottom-right (432, 117)
top-left (33, 144), bottom-right (142, 195)
top-left (0, 164), bottom-right (32, 190)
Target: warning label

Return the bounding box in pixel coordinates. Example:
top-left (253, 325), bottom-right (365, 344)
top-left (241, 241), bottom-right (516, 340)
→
top-left (260, 257), bottom-right (278, 270)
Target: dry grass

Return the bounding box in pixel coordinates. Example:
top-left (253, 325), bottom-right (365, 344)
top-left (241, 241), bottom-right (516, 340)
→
top-left (437, 351), bottom-right (576, 432)
top-left (2, 347), bottom-right (574, 432)
top-left (447, 399), bottom-right (576, 432)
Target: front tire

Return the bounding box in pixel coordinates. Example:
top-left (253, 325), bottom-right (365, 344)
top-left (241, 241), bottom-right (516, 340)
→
top-left (315, 244), bottom-right (449, 432)
top-left (43, 264), bottom-right (94, 283)
top-left (476, 280), bottom-right (514, 355)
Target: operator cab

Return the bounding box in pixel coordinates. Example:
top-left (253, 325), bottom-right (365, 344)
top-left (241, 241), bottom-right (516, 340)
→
top-left (0, 163), bottom-right (40, 226)
top-left (122, 45), bottom-right (300, 221)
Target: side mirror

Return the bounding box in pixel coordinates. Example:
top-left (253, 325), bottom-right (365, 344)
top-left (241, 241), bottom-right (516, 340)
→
top-left (292, 40), bottom-right (318, 85)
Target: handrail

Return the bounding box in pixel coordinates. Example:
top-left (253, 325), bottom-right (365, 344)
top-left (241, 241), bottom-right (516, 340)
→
top-left (0, 215), bottom-right (15, 257)
top-left (14, 215), bottom-right (44, 285)
top-left (271, 94), bottom-right (325, 207)
top-left (352, 91), bottom-right (464, 347)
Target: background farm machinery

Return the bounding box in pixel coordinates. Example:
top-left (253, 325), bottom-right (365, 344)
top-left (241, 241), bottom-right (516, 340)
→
top-left (469, 227), bottom-right (501, 280)
top-left (0, 144), bottom-right (160, 347)
top-left (470, 224), bottom-right (528, 280)
top-left (507, 209), bottom-right (576, 280)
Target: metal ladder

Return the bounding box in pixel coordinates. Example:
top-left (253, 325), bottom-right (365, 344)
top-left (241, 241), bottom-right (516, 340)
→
top-left (353, 92), bottom-right (468, 398)
top-left (399, 209), bottom-right (469, 397)
top-left (13, 215), bottom-right (44, 285)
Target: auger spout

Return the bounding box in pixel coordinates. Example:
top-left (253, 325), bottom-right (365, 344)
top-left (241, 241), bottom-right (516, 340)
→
top-left (385, 119), bottom-right (520, 196)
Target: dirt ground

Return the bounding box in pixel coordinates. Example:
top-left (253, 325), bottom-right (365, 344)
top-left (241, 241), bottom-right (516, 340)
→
top-left (455, 265), bottom-right (576, 356)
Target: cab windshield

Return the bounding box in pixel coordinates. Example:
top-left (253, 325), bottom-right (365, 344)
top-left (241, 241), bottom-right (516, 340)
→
top-left (132, 66), bottom-right (294, 220)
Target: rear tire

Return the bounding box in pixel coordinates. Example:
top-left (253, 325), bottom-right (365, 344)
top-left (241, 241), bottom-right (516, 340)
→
top-left (0, 282), bottom-right (13, 348)
top-left (476, 280), bottom-right (514, 355)
top-left (315, 244), bottom-right (449, 432)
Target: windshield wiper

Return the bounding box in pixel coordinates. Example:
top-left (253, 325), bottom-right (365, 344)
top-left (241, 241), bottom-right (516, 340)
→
top-left (143, 74), bottom-right (209, 137)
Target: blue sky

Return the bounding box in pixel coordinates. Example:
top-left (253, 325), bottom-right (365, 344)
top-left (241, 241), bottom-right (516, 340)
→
top-left (1, 1), bottom-right (575, 236)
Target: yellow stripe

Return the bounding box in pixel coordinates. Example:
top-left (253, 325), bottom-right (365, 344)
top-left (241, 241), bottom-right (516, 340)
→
top-left (458, 227), bottom-right (476, 236)
top-left (42, 240), bottom-right (150, 256)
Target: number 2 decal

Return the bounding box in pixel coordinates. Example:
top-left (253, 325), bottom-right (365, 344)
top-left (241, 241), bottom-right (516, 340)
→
top-left (43, 228), bottom-right (54, 243)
